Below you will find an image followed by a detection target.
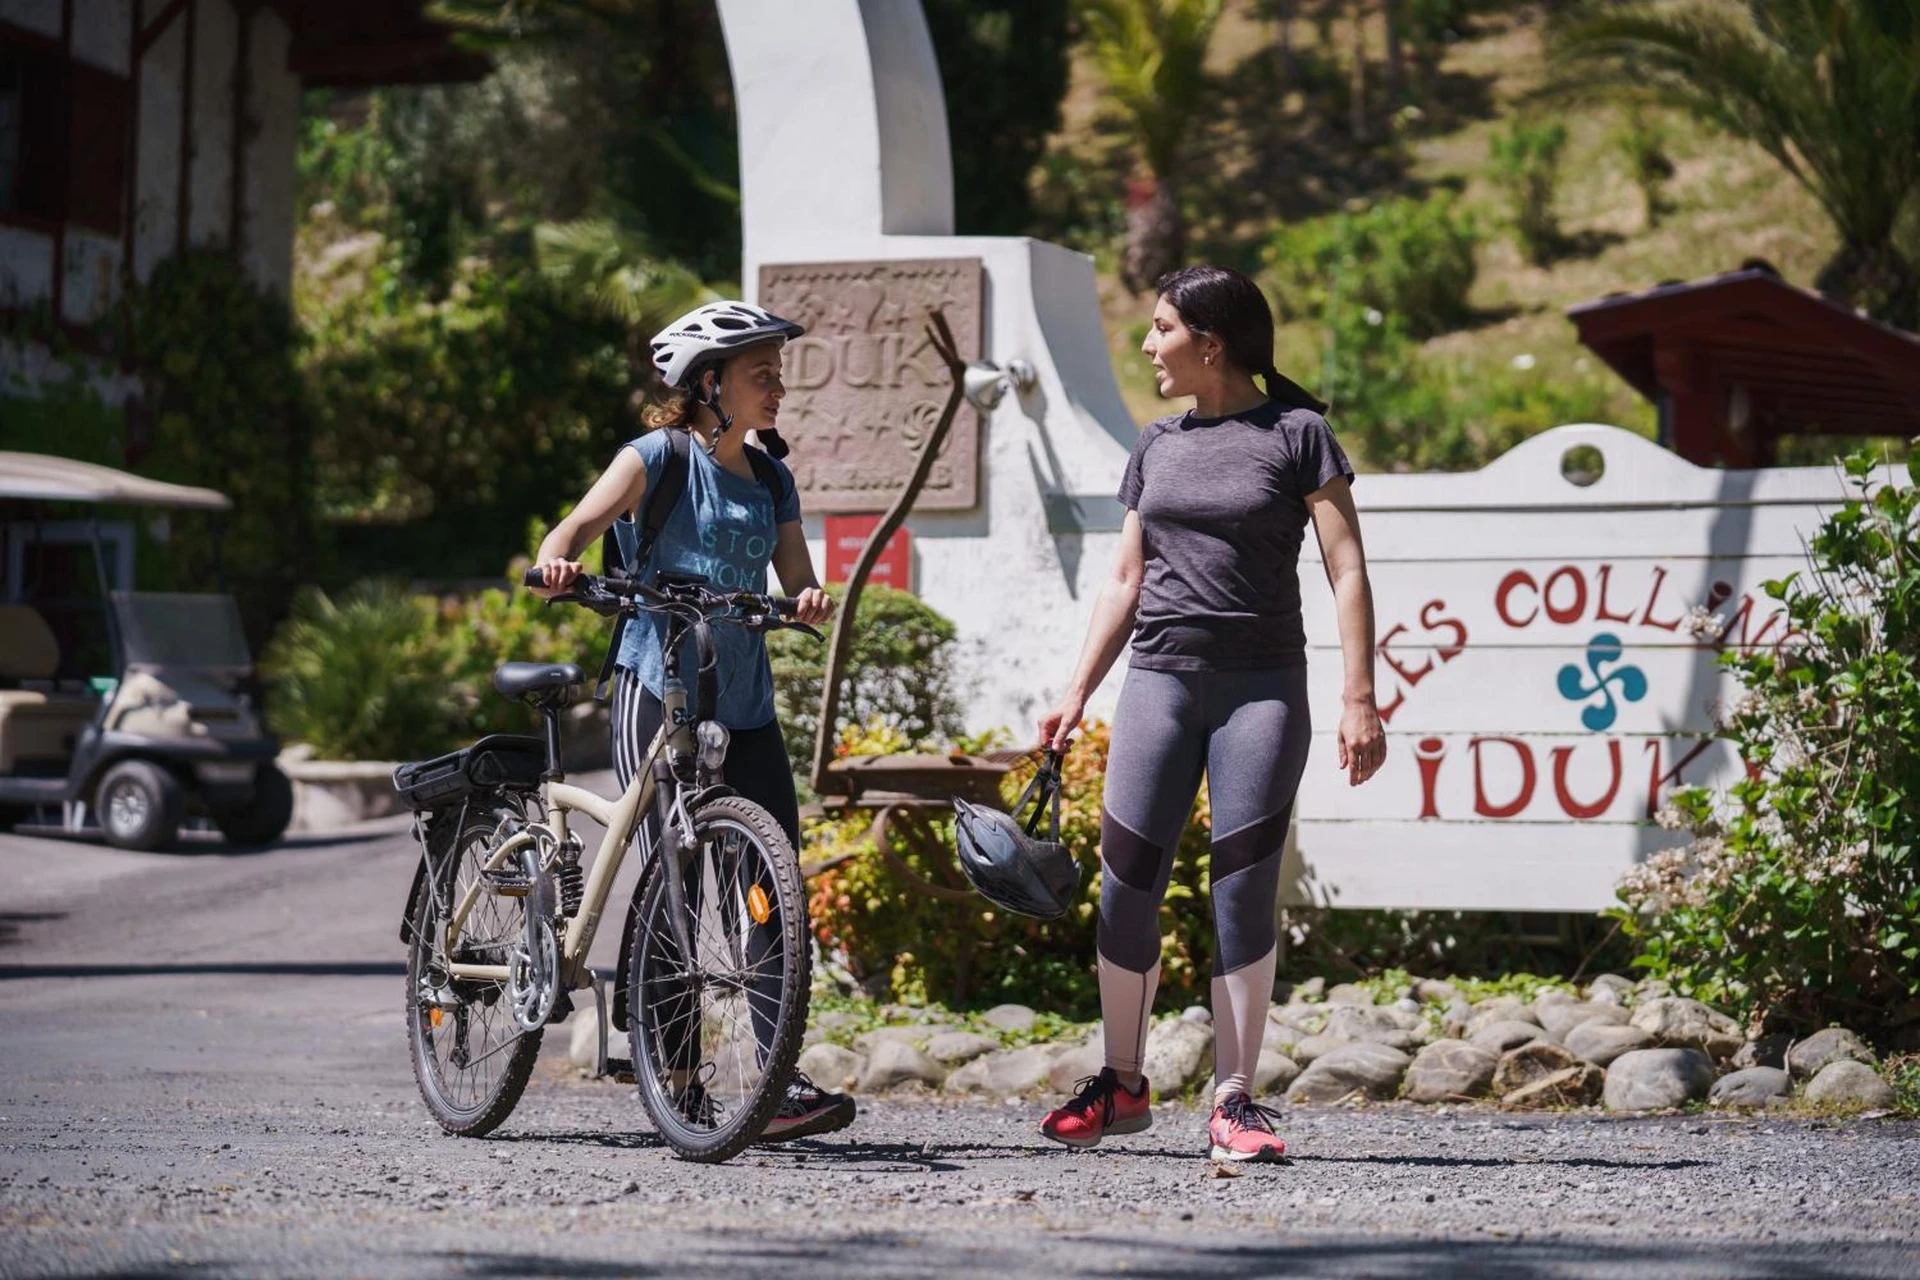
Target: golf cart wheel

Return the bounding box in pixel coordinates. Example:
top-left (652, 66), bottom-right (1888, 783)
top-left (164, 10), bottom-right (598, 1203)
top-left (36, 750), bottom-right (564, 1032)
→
top-left (214, 763), bottom-right (294, 847)
top-left (95, 760), bottom-right (184, 851)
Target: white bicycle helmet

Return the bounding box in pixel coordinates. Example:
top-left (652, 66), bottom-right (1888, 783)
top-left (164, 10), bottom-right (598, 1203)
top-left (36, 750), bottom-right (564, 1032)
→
top-left (649, 300), bottom-right (804, 390)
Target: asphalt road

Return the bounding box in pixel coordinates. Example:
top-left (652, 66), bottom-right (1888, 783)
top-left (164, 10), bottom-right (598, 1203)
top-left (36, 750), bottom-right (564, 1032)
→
top-left (2, 813), bottom-right (1917, 1279)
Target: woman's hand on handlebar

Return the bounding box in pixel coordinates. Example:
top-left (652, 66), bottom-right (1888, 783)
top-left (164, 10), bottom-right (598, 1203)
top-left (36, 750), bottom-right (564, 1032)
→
top-left (529, 558), bottom-right (584, 599)
top-left (791, 587), bottom-right (834, 626)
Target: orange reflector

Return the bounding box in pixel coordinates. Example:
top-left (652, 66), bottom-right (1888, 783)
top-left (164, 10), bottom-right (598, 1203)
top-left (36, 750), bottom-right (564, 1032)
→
top-left (747, 884), bottom-right (772, 925)
top-left (428, 1007), bottom-right (444, 1029)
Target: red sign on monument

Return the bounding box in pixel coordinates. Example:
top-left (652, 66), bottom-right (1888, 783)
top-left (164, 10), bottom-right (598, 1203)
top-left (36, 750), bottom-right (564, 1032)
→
top-left (823, 514), bottom-right (913, 592)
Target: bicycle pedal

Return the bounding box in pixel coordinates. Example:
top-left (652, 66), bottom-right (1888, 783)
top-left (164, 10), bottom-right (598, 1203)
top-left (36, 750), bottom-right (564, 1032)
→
top-left (605, 1057), bottom-right (635, 1084)
top-left (482, 870), bottom-right (533, 897)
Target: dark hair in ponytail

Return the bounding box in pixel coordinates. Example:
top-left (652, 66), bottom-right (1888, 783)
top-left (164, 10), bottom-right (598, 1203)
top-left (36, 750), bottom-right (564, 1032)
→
top-left (1154, 264), bottom-right (1328, 414)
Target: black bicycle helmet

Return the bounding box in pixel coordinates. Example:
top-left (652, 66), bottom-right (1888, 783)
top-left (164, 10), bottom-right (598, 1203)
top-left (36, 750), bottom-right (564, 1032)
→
top-left (953, 749), bottom-right (1083, 920)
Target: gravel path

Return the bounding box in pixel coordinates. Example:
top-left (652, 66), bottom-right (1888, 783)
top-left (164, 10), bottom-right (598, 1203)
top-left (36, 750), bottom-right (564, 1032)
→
top-left (2, 824), bottom-right (1916, 1278)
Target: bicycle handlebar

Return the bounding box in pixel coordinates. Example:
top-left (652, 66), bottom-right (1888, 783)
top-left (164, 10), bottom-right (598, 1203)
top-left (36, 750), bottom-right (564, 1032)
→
top-left (520, 567), bottom-right (819, 637)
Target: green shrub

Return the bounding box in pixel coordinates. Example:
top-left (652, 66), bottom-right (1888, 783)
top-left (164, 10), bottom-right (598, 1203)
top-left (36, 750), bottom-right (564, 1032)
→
top-left (1489, 118), bottom-right (1567, 265)
top-left (1617, 452), bottom-right (1920, 1034)
top-left (1265, 193), bottom-right (1480, 339)
top-left (805, 720), bottom-right (1216, 1014)
top-left (263, 581), bottom-right (451, 761)
top-left (767, 584), bottom-right (967, 767)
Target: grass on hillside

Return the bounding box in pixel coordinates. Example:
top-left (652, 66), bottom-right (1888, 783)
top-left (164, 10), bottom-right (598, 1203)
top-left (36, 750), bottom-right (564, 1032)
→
top-left (1055, 2), bottom-right (1836, 458)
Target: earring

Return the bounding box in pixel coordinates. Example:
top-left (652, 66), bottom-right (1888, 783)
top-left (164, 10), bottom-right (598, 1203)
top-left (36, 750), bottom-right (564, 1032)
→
top-left (1204, 354), bottom-right (1213, 365)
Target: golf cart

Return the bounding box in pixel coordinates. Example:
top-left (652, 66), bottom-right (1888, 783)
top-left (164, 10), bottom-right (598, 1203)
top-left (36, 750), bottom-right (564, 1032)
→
top-left (0, 452), bottom-right (291, 850)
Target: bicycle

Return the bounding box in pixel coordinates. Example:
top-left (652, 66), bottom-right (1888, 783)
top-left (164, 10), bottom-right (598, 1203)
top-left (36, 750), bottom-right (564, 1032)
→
top-left (393, 570), bottom-right (823, 1162)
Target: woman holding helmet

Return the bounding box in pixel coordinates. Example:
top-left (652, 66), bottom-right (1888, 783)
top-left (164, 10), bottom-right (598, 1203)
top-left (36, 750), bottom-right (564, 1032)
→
top-left (1033, 265), bottom-right (1387, 1162)
top-left (530, 299), bottom-right (855, 1143)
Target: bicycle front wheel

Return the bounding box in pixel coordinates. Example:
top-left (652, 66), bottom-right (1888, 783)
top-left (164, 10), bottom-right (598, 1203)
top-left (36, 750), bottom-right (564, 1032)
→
top-left (627, 793), bottom-right (811, 1162)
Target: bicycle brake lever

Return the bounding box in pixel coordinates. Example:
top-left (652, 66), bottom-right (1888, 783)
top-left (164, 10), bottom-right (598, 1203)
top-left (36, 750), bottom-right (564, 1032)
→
top-left (785, 622), bottom-right (825, 641)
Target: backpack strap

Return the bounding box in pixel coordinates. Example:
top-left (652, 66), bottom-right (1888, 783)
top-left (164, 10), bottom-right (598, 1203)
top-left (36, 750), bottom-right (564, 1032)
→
top-left (594, 428), bottom-right (692, 701)
top-left (744, 444), bottom-right (793, 517)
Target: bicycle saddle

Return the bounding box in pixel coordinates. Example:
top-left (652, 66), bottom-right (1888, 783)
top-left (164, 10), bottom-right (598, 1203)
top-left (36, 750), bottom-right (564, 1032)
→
top-left (493, 662), bottom-right (584, 698)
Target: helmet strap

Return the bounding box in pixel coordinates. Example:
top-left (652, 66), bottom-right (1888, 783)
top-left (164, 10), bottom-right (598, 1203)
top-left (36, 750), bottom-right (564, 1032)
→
top-left (695, 366), bottom-right (732, 454)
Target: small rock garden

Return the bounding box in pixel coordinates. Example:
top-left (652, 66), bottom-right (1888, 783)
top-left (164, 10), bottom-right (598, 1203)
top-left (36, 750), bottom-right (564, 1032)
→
top-left (726, 975), bottom-right (1915, 1118)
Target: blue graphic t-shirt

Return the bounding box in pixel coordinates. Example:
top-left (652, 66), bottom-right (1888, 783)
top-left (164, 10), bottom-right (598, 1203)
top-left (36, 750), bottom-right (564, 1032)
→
top-left (613, 431), bottom-right (802, 729)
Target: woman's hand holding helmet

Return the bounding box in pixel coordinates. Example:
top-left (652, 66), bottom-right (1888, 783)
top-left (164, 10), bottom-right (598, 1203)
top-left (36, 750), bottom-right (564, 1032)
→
top-left (1038, 693), bottom-right (1085, 754)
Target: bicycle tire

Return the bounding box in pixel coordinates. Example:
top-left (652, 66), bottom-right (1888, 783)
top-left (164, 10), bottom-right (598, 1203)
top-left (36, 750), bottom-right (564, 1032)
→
top-left (405, 799), bottom-right (545, 1137)
top-left (627, 793), bottom-right (810, 1162)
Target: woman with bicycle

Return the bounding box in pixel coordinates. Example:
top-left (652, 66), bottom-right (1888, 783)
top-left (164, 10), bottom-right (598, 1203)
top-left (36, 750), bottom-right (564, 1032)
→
top-left (530, 300), bottom-right (854, 1143)
top-left (1034, 265), bottom-right (1386, 1162)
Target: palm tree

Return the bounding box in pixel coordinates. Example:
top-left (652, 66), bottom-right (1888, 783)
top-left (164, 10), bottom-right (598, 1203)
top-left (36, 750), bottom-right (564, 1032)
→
top-left (1079, 0), bottom-right (1225, 292)
top-left (1552, 0), bottom-right (1920, 328)
top-left (533, 219), bottom-right (720, 378)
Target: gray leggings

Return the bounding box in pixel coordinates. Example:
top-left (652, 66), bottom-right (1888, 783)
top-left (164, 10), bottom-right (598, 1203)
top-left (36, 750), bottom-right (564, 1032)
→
top-left (1099, 665), bottom-right (1312, 977)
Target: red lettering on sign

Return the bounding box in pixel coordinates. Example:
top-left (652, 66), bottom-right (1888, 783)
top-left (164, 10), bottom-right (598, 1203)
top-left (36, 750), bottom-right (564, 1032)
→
top-left (1543, 566), bottom-right (1588, 624)
top-left (1377, 623), bottom-right (1435, 687)
top-left (824, 514), bottom-right (913, 592)
top-left (1551, 740), bottom-right (1623, 819)
top-left (1641, 737), bottom-right (1715, 818)
top-left (1639, 566), bottom-right (1686, 631)
top-left (1495, 571), bottom-right (1539, 628)
top-left (1471, 736), bottom-right (1536, 818)
top-left (1718, 592), bottom-right (1784, 654)
top-left (1594, 564), bottom-right (1635, 623)
top-left (1415, 737), bottom-right (1446, 819)
top-left (1420, 599), bottom-right (1468, 660)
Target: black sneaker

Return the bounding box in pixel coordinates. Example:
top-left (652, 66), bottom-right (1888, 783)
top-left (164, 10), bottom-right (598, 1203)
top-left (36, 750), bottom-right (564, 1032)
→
top-left (674, 1079), bottom-right (718, 1127)
top-left (757, 1072), bottom-right (856, 1143)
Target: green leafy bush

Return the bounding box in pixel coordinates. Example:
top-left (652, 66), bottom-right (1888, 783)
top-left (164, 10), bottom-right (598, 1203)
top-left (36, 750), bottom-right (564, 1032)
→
top-left (1617, 452), bottom-right (1920, 1034)
top-left (805, 721), bottom-right (1216, 1014)
top-left (263, 581), bottom-right (450, 762)
top-left (1489, 118), bottom-right (1568, 265)
top-left (1264, 193), bottom-right (1480, 339)
top-left (767, 584), bottom-right (967, 767)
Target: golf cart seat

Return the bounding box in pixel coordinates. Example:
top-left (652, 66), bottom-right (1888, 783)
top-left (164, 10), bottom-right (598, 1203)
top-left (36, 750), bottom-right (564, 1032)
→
top-left (0, 605), bottom-right (98, 774)
top-left (492, 661), bottom-right (584, 699)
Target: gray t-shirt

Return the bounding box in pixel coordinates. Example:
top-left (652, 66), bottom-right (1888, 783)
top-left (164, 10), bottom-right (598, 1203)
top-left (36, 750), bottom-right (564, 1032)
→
top-left (1118, 399), bottom-right (1354, 671)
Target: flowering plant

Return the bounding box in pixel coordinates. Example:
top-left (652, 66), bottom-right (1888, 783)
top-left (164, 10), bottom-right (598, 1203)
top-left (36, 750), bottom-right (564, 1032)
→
top-left (1616, 451), bottom-right (1920, 1034)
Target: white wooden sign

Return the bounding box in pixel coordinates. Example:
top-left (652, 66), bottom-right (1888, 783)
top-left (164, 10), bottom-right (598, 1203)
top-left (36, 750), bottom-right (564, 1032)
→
top-left (1286, 424), bottom-right (1884, 912)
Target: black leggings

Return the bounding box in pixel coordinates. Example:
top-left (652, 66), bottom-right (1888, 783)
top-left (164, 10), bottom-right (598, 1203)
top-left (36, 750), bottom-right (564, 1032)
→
top-left (609, 668), bottom-right (797, 1068)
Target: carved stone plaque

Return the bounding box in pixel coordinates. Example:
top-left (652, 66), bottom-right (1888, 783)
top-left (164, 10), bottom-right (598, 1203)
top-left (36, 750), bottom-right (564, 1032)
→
top-left (758, 258), bottom-right (983, 513)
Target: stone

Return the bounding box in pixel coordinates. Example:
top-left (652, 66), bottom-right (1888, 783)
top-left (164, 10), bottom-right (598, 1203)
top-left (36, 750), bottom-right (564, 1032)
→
top-left (1786, 1027), bottom-right (1877, 1080)
top-left (1412, 978), bottom-right (1461, 1005)
top-left (943, 1045), bottom-right (1055, 1097)
top-left (1730, 1033), bottom-right (1794, 1071)
top-left (1142, 1018), bottom-right (1214, 1093)
top-left (1323, 1004), bottom-right (1423, 1050)
top-left (1503, 1065), bottom-right (1605, 1109)
top-left (1326, 982), bottom-right (1373, 1006)
top-left (1629, 997), bottom-right (1744, 1059)
top-left (1402, 1039), bottom-right (1498, 1103)
top-left (1295, 977), bottom-right (1326, 1001)
top-left (797, 1042), bottom-right (863, 1092)
top-left (1047, 1042), bottom-right (1106, 1095)
top-left (1252, 1050), bottom-right (1302, 1097)
top-left (1440, 1000), bottom-right (1474, 1040)
top-left (923, 1031), bottom-right (1000, 1067)
top-left (1710, 1066), bottom-right (1792, 1109)
top-left (1587, 973), bottom-right (1634, 1002)
top-left (1290, 1033), bottom-right (1350, 1065)
top-left (1466, 998), bottom-right (1540, 1034)
top-left (1493, 1042), bottom-right (1584, 1096)
top-left (1803, 1060), bottom-right (1896, 1110)
top-left (981, 1004), bottom-right (1037, 1034)
top-left (1537, 1001), bottom-right (1629, 1043)
top-left (1286, 1042), bottom-right (1411, 1104)
top-left (1181, 1005), bottom-right (1212, 1025)
top-left (857, 1040), bottom-right (947, 1093)
top-left (1564, 1022), bottom-right (1657, 1067)
top-left (1470, 1020), bottom-right (1548, 1055)
top-left (1636, 979), bottom-right (1674, 1001)
top-left (1603, 1048), bottom-right (1715, 1111)
top-left (1261, 1019), bottom-right (1301, 1056)
top-left (1533, 989), bottom-right (1582, 1009)
top-left (854, 1025), bottom-right (934, 1055)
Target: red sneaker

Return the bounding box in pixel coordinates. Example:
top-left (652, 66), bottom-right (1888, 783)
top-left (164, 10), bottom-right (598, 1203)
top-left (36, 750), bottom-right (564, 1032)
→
top-left (1040, 1067), bottom-right (1152, 1149)
top-left (1207, 1093), bottom-right (1287, 1162)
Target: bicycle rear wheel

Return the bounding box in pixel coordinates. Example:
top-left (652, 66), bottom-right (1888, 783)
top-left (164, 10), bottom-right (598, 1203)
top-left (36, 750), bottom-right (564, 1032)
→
top-left (627, 793), bottom-right (810, 1162)
top-left (405, 798), bottom-right (545, 1136)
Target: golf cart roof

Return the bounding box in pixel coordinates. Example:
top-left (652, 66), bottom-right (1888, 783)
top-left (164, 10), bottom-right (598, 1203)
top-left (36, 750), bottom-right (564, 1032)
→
top-left (0, 453), bottom-right (233, 511)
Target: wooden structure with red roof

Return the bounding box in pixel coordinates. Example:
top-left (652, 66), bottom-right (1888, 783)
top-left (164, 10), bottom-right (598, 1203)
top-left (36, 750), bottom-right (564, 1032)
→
top-left (1568, 266), bottom-right (1920, 467)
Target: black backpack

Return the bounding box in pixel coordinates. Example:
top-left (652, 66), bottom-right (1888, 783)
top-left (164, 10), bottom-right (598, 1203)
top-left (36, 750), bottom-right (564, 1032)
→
top-left (593, 427), bottom-right (791, 700)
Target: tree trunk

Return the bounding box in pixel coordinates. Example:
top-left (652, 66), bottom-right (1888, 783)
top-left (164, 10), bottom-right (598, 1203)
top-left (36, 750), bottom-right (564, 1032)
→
top-left (1120, 179), bottom-right (1185, 295)
top-left (1349, 0), bottom-right (1369, 143)
top-left (1815, 242), bottom-right (1920, 332)
top-left (1383, 0), bottom-right (1404, 105)
top-left (1273, 0), bottom-right (1296, 82)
